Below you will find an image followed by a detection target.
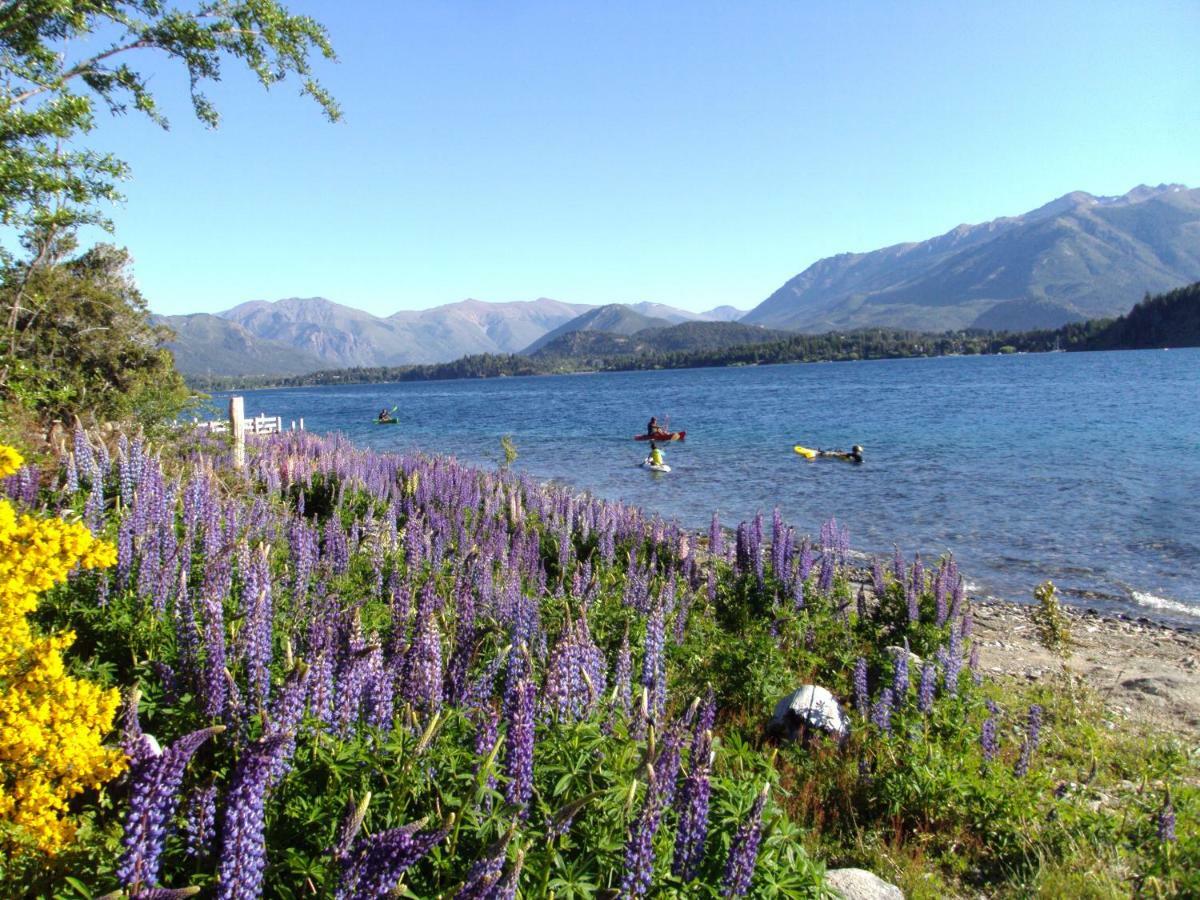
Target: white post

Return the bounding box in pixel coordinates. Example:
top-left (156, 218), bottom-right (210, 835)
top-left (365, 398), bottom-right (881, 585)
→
top-left (229, 395), bottom-right (245, 468)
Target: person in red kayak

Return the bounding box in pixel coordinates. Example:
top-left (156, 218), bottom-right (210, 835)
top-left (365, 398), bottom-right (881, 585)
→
top-left (646, 416), bottom-right (660, 438)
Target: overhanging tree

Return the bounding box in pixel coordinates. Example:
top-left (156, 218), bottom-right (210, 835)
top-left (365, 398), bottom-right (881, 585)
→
top-left (0, 0), bottom-right (340, 420)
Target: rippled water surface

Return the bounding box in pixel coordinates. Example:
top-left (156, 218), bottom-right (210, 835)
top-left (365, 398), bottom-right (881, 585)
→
top-left (216, 349), bottom-right (1200, 622)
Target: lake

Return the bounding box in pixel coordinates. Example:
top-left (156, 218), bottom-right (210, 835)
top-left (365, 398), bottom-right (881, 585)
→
top-left (212, 349), bottom-right (1200, 624)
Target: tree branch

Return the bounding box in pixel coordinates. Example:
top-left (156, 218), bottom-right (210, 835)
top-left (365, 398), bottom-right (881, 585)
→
top-left (12, 39), bottom-right (153, 105)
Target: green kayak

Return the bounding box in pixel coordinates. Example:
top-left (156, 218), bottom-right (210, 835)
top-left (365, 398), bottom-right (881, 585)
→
top-left (375, 419), bottom-right (399, 426)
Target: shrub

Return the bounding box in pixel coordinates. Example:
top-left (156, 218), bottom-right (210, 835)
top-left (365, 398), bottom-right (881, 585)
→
top-left (0, 444), bottom-right (125, 856)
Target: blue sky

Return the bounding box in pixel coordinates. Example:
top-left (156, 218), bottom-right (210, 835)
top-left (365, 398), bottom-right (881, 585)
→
top-left (83, 1), bottom-right (1200, 316)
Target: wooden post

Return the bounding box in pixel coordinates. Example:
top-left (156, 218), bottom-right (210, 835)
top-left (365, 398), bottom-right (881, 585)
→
top-left (229, 395), bottom-right (245, 468)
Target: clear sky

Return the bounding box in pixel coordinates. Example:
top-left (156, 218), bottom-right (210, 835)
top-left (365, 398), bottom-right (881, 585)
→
top-left (83, 0), bottom-right (1200, 316)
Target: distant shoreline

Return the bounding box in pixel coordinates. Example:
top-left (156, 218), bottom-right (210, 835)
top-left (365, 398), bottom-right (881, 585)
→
top-left (185, 343), bottom-right (1187, 394)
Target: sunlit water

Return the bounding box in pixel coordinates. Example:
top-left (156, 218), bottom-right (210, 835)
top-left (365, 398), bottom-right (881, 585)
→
top-left (210, 349), bottom-right (1200, 624)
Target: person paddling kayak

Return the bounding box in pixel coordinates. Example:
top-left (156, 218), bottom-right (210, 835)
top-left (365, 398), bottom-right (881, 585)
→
top-left (648, 441), bottom-right (665, 467)
top-left (646, 416), bottom-right (660, 438)
top-left (817, 445), bottom-right (863, 463)
top-left (377, 408), bottom-right (395, 424)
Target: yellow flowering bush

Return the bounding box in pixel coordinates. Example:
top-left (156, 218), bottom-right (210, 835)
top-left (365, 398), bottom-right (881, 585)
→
top-left (0, 445), bottom-right (125, 854)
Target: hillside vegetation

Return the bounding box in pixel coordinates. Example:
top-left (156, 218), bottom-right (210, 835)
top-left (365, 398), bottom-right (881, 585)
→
top-left (0, 431), bottom-right (1194, 897)
top-left (188, 282), bottom-right (1200, 391)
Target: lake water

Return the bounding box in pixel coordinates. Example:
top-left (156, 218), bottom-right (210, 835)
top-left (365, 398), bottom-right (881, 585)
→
top-left (213, 349), bottom-right (1200, 624)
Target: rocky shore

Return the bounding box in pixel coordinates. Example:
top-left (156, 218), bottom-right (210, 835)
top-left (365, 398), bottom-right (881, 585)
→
top-left (970, 598), bottom-right (1200, 735)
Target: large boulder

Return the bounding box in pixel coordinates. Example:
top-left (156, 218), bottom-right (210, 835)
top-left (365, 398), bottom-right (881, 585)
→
top-left (770, 685), bottom-right (847, 740)
top-left (825, 868), bottom-right (904, 899)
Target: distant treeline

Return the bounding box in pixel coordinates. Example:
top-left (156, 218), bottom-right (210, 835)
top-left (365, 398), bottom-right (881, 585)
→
top-left (187, 282), bottom-right (1199, 391)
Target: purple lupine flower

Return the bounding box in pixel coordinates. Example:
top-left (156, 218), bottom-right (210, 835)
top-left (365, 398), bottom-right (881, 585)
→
top-left (934, 562), bottom-right (949, 626)
top-left (853, 657), bottom-right (869, 714)
top-left (217, 734), bottom-right (289, 900)
top-left (818, 551), bottom-right (834, 596)
top-left (487, 848), bottom-right (525, 900)
top-left (184, 781), bottom-right (218, 861)
top-left (641, 601), bottom-right (667, 722)
top-left (1026, 704), bottom-right (1043, 751)
top-left (872, 688), bottom-right (894, 734)
top-left (949, 576), bottom-right (965, 624)
top-left (871, 557), bottom-right (886, 596)
top-left (73, 426), bottom-right (94, 480)
top-left (620, 770), bottom-right (666, 898)
top-left (1157, 793), bottom-right (1176, 843)
top-left (467, 703), bottom-right (501, 811)
top-left (980, 716), bottom-right (999, 763)
top-left (400, 601), bottom-right (444, 715)
top-left (944, 629), bottom-right (962, 696)
top-left (918, 662), bottom-right (937, 713)
top-left (960, 609), bottom-right (974, 639)
top-left (1012, 705), bottom-right (1043, 778)
top-left (64, 452), bottom-right (79, 494)
top-left (503, 678), bottom-right (536, 813)
top-left (798, 537), bottom-right (813, 583)
top-left (612, 626), bottom-right (633, 717)
top-left (336, 820), bottom-right (448, 900)
top-left (455, 830), bottom-right (514, 898)
top-left (128, 888), bottom-right (205, 899)
top-left (892, 649), bottom-right (909, 698)
top-left (770, 507), bottom-right (785, 578)
top-left (734, 522), bottom-right (750, 574)
top-left (673, 729), bottom-right (713, 882)
top-left (655, 726), bottom-right (684, 811)
top-left (268, 663), bottom-right (311, 784)
top-left (242, 545), bottom-right (273, 709)
top-left (722, 783), bottom-right (769, 897)
top-left (118, 726), bottom-right (224, 890)
top-left (544, 611), bottom-right (607, 721)
top-left (856, 583), bottom-right (867, 621)
top-left (892, 545), bottom-right (905, 583)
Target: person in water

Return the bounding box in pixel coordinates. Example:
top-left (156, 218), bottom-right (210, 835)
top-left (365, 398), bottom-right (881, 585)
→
top-left (646, 416), bottom-right (660, 437)
top-left (648, 441), bottom-right (665, 467)
top-left (377, 408), bottom-right (395, 423)
top-left (818, 444), bottom-right (863, 463)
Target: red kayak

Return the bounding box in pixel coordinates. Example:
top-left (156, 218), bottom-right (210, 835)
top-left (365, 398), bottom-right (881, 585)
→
top-left (634, 431), bottom-right (686, 442)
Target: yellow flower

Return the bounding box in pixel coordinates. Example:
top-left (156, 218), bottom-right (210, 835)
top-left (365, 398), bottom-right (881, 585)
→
top-left (0, 444), bottom-right (125, 856)
top-left (0, 446), bottom-right (23, 480)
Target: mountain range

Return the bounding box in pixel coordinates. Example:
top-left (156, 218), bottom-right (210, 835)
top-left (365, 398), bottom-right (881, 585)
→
top-left (161, 183), bottom-right (1199, 377)
top-left (161, 297), bottom-right (744, 376)
top-left (743, 183), bottom-right (1200, 332)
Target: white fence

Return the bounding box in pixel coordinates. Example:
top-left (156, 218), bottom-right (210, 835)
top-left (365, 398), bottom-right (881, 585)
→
top-left (192, 413), bottom-right (300, 435)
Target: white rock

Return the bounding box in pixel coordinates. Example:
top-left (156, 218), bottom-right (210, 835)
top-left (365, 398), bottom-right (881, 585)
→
top-left (771, 685), bottom-right (847, 739)
top-left (825, 868), bottom-right (904, 900)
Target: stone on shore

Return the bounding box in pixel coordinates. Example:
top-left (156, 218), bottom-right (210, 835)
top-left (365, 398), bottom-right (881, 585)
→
top-left (825, 867), bottom-right (904, 899)
top-left (770, 685), bottom-right (847, 739)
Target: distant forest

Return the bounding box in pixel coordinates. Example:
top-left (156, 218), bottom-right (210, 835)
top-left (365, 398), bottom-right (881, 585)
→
top-left (188, 282), bottom-right (1200, 391)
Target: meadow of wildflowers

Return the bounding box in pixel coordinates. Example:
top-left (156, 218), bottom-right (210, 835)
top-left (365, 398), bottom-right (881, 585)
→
top-left (0, 430), bottom-right (1193, 897)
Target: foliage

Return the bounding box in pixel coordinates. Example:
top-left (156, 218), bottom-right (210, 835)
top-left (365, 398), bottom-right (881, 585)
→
top-left (0, 430), bottom-right (1194, 897)
top-left (0, 0), bottom-right (339, 242)
top-left (500, 434), bottom-right (518, 466)
top-left (0, 0), bottom-right (340, 431)
top-left (0, 243), bottom-right (191, 427)
top-left (1080, 282), bottom-right (1200, 350)
top-left (0, 444), bottom-right (124, 857)
top-left (1030, 580), bottom-right (1073, 657)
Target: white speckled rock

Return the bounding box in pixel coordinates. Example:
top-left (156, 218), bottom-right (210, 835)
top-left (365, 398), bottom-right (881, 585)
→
top-left (825, 868), bottom-right (904, 900)
top-left (770, 685), bottom-right (847, 739)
